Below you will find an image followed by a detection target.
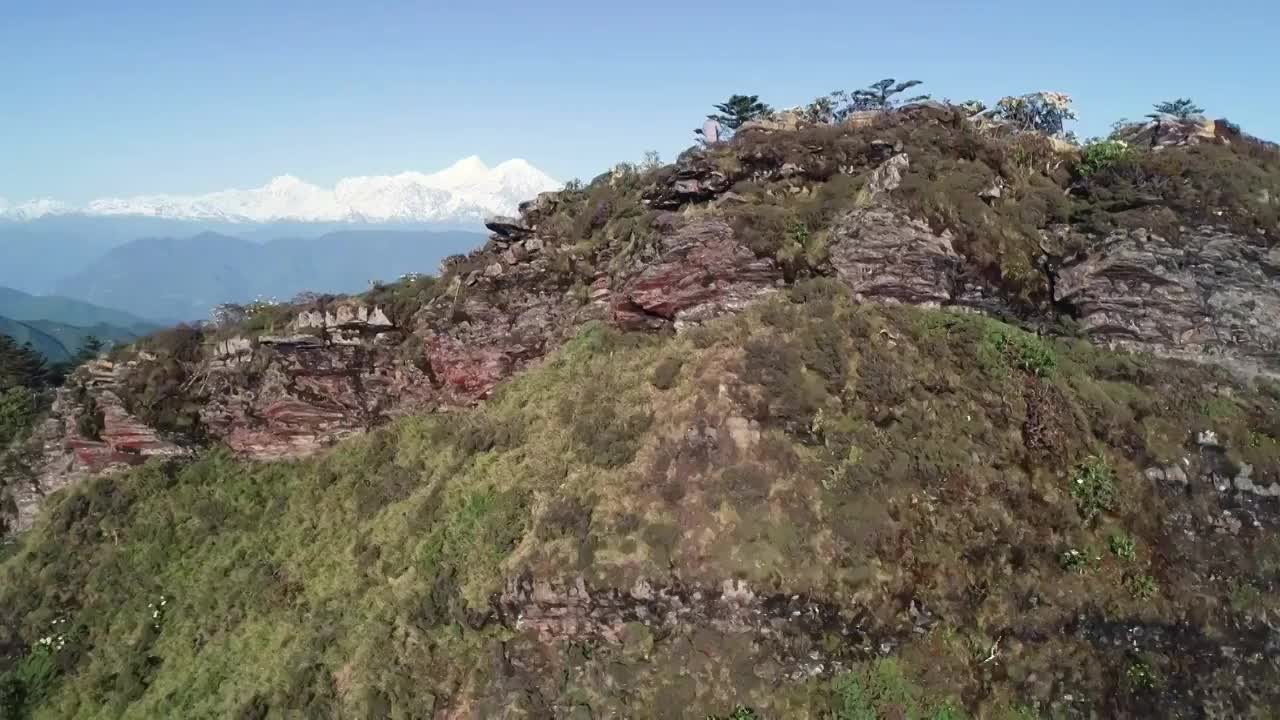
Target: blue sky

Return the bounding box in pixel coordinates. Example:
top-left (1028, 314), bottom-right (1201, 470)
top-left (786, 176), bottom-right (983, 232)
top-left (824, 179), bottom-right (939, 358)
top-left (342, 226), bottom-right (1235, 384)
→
top-left (2, 0), bottom-right (1276, 203)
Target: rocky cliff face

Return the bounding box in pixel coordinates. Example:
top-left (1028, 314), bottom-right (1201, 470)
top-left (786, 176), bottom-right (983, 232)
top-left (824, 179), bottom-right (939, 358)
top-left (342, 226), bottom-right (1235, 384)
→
top-left (1056, 225), bottom-right (1280, 376)
top-left (12, 105), bottom-right (1277, 536)
top-left (12, 361), bottom-right (185, 533)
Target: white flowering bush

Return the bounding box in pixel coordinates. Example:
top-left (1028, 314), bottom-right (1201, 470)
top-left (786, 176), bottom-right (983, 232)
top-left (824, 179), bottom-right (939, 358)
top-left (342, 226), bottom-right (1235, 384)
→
top-left (992, 91), bottom-right (1077, 138)
top-left (208, 303), bottom-right (247, 328)
top-left (1, 616), bottom-right (79, 714)
top-left (147, 594), bottom-right (170, 630)
top-left (35, 617), bottom-right (70, 652)
top-left (247, 296), bottom-right (280, 315)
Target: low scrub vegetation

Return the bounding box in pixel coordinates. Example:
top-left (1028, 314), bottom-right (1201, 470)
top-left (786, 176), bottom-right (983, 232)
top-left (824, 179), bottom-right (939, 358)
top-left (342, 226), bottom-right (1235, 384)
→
top-left (3, 282), bottom-right (1275, 716)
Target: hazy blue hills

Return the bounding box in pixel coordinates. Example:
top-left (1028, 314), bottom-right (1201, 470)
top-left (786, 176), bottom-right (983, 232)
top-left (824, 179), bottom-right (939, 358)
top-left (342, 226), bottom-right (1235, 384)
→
top-left (0, 216), bottom-right (484, 297)
top-left (52, 228), bottom-right (484, 322)
top-left (0, 288), bottom-right (157, 360)
top-left (0, 286), bottom-right (156, 331)
top-left (0, 316), bottom-right (73, 361)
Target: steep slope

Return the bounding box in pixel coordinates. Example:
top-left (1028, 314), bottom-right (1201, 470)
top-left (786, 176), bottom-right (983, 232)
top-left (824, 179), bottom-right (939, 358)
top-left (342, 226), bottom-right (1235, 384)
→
top-left (53, 229), bottom-right (484, 322)
top-left (2, 104), bottom-right (1279, 718)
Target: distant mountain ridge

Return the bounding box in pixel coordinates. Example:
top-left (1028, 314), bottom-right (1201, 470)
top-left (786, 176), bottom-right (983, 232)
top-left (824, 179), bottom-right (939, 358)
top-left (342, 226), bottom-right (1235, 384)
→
top-left (53, 229), bottom-right (485, 322)
top-left (0, 315), bottom-right (146, 362)
top-left (0, 316), bottom-right (71, 361)
top-left (0, 216), bottom-right (486, 295)
top-left (0, 287), bottom-right (157, 360)
top-left (0, 157), bottom-right (560, 224)
top-left (0, 287), bottom-right (155, 331)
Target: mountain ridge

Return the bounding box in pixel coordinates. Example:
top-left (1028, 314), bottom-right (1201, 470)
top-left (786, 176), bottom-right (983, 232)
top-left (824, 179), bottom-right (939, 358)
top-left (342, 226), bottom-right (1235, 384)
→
top-left (51, 228), bottom-right (485, 322)
top-left (0, 316), bottom-right (70, 361)
top-left (0, 286), bottom-right (155, 332)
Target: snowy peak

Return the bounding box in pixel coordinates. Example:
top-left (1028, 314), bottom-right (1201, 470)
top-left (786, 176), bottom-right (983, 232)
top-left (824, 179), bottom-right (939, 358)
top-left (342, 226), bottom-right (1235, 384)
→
top-left (1, 158), bottom-right (561, 224)
top-left (0, 197), bottom-right (71, 221)
top-left (433, 156), bottom-right (492, 185)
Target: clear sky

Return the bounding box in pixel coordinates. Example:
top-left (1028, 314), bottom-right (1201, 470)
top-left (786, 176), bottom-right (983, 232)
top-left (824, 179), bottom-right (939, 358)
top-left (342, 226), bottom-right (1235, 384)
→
top-left (2, 0), bottom-right (1276, 203)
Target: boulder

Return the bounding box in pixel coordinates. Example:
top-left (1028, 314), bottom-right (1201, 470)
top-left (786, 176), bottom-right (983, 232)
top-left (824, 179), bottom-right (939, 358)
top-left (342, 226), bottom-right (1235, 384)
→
top-left (518, 190), bottom-right (563, 221)
top-left (842, 110), bottom-right (885, 129)
top-left (644, 153), bottom-right (733, 209)
top-left (737, 109), bottom-right (805, 134)
top-left (867, 153), bottom-right (909, 197)
top-left (485, 215), bottom-right (534, 240)
top-left (1115, 116), bottom-right (1238, 149)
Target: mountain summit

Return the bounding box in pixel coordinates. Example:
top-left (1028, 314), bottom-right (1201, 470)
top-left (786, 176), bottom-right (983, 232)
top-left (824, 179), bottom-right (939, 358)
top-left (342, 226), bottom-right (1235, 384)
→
top-left (2, 158), bottom-right (561, 224)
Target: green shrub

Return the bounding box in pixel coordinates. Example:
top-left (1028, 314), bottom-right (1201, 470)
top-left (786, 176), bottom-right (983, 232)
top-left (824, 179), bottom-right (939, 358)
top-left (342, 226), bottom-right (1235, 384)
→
top-left (706, 705), bottom-right (759, 720)
top-left (1123, 660), bottom-right (1159, 692)
top-left (1073, 140), bottom-right (1280, 238)
top-left (75, 394), bottom-right (105, 441)
top-left (1201, 396), bottom-right (1242, 419)
top-left (981, 324), bottom-right (1057, 378)
top-left (1108, 532), bottom-right (1137, 562)
top-left (829, 659), bottom-right (965, 720)
top-left (1076, 140), bottom-right (1133, 177)
top-left (363, 275), bottom-right (440, 325)
top-left (651, 357), bottom-right (683, 390)
top-left (1059, 548), bottom-right (1093, 574)
top-left (1070, 456), bottom-right (1117, 521)
top-left (0, 646), bottom-right (58, 720)
top-left (140, 325), bottom-right (204, 357)
top-left (1229, 580), bottom-right (1264, 613)
top-left (1001, 332), bottom-right (1057, 377)
top-left (743, 334), bottom-right (828, 434)
top-left (1127, 573), bottom-right (1158, 600)
top-left (0, 387), bottom-right (39, 448)
top-left (418, 486), bottom-right (530, 608)
top-left (559, 383), bottom-right (652, 468)
top-left (0, 674), bottom-right (24, 720)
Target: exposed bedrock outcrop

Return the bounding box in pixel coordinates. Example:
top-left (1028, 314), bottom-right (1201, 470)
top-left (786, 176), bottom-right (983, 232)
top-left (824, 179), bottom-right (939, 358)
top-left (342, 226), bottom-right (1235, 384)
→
top-left (12, 360), bottom-right (186, 533)
top-left (608, 218), bottom-right (783, 330)
top-left (1055, 226), bottom-right (1280, 376)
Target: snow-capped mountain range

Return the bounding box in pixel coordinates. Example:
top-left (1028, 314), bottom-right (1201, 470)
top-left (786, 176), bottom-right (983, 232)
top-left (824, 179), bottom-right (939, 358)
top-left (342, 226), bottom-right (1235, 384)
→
top-left (0, 157), bottom-right (560, 224)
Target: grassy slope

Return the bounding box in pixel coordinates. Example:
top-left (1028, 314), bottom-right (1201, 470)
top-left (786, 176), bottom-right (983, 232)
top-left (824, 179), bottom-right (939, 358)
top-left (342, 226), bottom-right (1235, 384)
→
top-left (2, 283), bottom-right (1279, 718)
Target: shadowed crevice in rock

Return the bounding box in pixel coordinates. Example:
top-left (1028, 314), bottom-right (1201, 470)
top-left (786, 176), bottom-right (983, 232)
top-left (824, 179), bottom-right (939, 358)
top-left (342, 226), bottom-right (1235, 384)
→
top-left (488, 575), bottom-right (901, 679)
